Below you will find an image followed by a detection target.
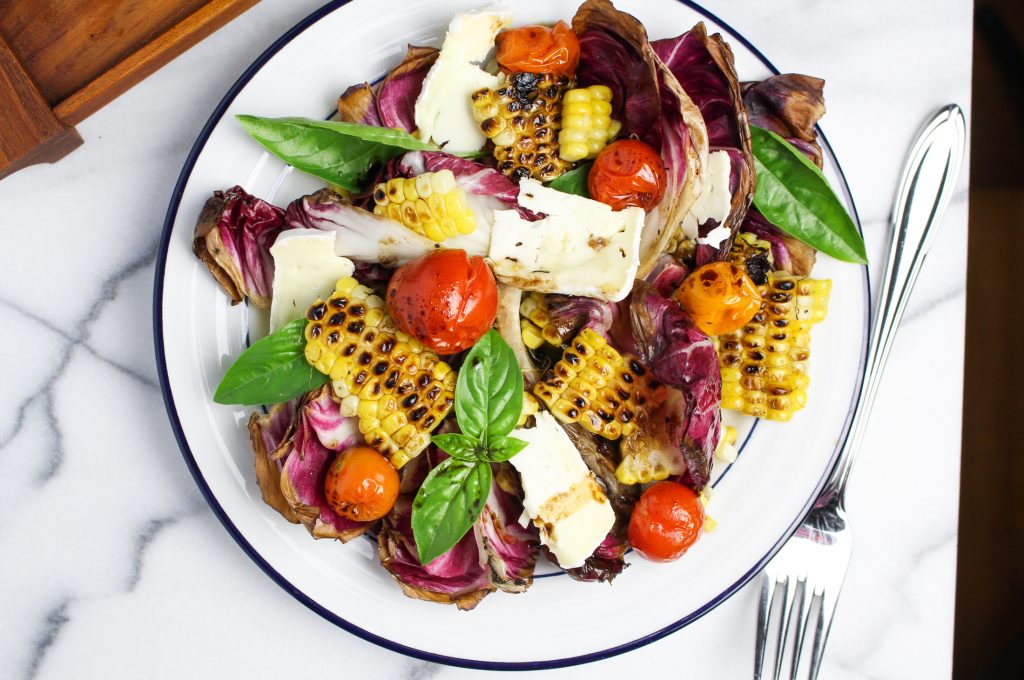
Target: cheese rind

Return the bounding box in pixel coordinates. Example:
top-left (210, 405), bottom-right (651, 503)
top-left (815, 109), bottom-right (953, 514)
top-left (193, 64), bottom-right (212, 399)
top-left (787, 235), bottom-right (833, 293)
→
top-left (510, 412), bottom-right (615, 568)
top-left (682, 149), bottom-right (733, 244)
top-left (414, 10), bottom-right (511, 152)
top-left (268, 229), bottom-right (354, 331)
top-left (488, 179), bottom-right (644, 302)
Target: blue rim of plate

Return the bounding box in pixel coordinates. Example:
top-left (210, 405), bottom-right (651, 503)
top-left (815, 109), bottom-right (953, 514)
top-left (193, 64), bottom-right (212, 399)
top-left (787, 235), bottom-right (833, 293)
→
top-left (153, 0), bottom-right (871, 670)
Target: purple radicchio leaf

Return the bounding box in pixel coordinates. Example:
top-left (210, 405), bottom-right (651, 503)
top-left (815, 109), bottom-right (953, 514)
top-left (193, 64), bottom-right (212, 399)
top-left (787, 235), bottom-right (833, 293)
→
top-left (478, 464), bottom-right (539, 592)
top-left (376, 45), bottom-right (439, 131)
top-left (192, 185), bottom-right (287, 309)
top-left (377, 450), bottom-right (494, 610)
top-left (628, 283), bottom-right (721, 491)
top-left (572, 0), bottom-right (662, 151)
top-left (565, 530), bottom-right (630, 583)
top-left (278, 387), bottom-right (372, 541)
top-left (544, 294), bottom-right (614, 342)
top-left (248, 400), bottom-right (300, 524)
top-left (336, 83), bottom-right (382, 126)
top-left (741, 74), bottom-right (826, 168)
top-left (741, 208), bottom-right (795, 274)
top-left (653, 24), bottom-right (754, 266)
top-left (645, 254), bottom-right (690, 298)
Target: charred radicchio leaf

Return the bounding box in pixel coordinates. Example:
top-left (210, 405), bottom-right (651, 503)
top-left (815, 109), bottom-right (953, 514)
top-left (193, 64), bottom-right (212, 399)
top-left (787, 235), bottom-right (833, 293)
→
top-left (376, 45), bottom-right (439, 131)
top-left (336, 83), bottom-right (382, 126)
top-left (192, 185), bottom-right (286, 308)
top-left (278, 387), bottom-right (373, 541)
top-left (653, 24), bottom-right (755, 265)
top-left (248, 400), bottom-right (300, 524)
top-left (742, 74), bottom-right (826, 168)
top-left (478, 464), bottom-right (540, 592)
top-left (628, 283), bottom-right (722, 490)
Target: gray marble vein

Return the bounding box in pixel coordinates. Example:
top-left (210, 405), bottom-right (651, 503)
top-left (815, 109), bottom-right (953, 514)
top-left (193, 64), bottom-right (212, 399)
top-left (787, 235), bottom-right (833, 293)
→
top-left (24, 600), bottom-right (70, 680)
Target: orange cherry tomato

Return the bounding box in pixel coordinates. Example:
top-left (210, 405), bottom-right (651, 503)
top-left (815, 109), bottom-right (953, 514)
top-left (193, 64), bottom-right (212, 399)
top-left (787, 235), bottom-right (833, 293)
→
top-left (386, 249), bottom-right (498, 354)
top-left (323, 446), bottom-right (399, 522)
top-left (588, 140), bottom-right (666, 212)
top-left (496, 21), bottom-right (580, 77)
top-left (628, 481), bottom-right (705, 562)
top-left (673, 261), bottom-right (762, 336)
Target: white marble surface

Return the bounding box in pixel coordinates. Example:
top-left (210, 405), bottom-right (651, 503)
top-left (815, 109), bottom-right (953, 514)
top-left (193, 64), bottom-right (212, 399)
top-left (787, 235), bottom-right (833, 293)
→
top-left (0, 0), bottom-right (970, 677)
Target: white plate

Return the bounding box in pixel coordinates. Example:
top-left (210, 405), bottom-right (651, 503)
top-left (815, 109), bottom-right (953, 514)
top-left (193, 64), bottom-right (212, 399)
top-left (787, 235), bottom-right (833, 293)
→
top-left (155, 0), bottom-right (868, 669)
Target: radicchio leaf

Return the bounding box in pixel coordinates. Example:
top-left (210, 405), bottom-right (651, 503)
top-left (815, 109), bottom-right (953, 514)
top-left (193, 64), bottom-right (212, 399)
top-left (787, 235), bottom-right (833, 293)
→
top-left (565, 530), bottom-right (630, 583)
top-left (628, 283), bottom-right (721, 491)
top-left (544, 294), bottom-right (614, 342)
top-left (742, 208), bottom-right (799, 274)
top-left (654, 24), bottom-right (755, 265)
top-left (378, 451), bottom-right (494, 610)
top-left (645, 254), bottom-right (690, 298)
top-left (478, 464), bottom-right (539, 592)
top-left (248, 401), bottom-right (300, 524)
top-left (278, 387), bottom-right (372, 541)
top-left (192, 186), bottom-right (286, 308)
top-left (376, 45), bottom-right (439, 131)
top-left (336, 83), bottom-right (382, 126)
top-left (742, 74), bottom-right (826, 168)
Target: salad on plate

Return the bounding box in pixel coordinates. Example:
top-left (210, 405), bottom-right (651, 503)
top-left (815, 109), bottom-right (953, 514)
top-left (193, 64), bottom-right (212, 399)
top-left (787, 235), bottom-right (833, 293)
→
top-left (192, 0), bottom-right (866, 610)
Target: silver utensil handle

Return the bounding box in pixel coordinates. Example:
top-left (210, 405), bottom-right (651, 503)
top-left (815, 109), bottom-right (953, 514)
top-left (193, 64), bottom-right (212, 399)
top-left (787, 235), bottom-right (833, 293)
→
top-left (823, 104), bottom-right (966, 501)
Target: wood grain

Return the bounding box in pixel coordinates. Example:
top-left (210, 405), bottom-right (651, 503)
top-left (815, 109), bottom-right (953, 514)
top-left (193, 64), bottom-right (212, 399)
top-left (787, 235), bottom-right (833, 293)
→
top-left (0, 36), bottom-right (81, 179)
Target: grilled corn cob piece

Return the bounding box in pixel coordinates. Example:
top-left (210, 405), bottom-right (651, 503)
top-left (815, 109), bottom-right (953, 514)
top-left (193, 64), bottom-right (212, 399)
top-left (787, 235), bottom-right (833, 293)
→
top-left (715, 272), bottom-right (831, 421)
top-left (616, 406), bottom-right (683, 485)
top-left (470, 72), bottom-right (573, 181)
top-left (728, 232), bottom-right (773, 284)
top-left (558, 85), bottom-right (621, 162)
top-left (371, 170), bottom-right (476, 242)
top-left (304, 277), bottom-right (456, 467)
top-left (517, 392), bottom-right (539, 427)
top-left (519, 292), bottom-right (563, 349)
top-left (533, 328), bottom-right (665, 440)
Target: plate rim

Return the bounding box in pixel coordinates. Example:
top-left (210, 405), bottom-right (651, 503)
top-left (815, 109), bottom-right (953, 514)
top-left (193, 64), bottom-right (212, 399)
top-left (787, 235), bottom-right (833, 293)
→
top-left (152, 0), bottom-right (871, 669)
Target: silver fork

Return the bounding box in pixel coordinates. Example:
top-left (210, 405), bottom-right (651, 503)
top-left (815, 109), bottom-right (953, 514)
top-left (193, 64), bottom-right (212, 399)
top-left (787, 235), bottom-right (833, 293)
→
top-left (753, 104), bottom-right (966, 680)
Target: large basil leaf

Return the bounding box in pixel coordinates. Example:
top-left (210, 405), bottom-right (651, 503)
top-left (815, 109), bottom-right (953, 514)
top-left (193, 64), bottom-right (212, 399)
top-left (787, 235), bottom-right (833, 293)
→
top-left (750, 125), bottom-right (867, 264)
top-left (213, 319), bottom-right (327, 406)
top-left (454, 330), bottom-right (524, 442)
top-left (547, 162), bottom-right (592, 197)
top-left (411, 458), bottom-right (492, 565)
top-left (236, 115), bottom-right (434, 192)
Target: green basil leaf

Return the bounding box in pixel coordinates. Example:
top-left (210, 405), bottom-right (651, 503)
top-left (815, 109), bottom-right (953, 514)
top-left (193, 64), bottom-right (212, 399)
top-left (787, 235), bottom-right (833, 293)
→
top-left (411, 459), bottom-right (492, 565)
top-left (547, 162), bottom-right (591, 197)
top-left (431, 433), bottom-right (480, 461)
top-left (482, 435), bottom-right (528, 462)
top-left (455, 330), bottom-right (524, 442)
top-left (213, 319), bottom-right (328, 406)
top-left (236, 115), bottom-right (434, 192)
top-left (750, 126), bottom-right (867, 264)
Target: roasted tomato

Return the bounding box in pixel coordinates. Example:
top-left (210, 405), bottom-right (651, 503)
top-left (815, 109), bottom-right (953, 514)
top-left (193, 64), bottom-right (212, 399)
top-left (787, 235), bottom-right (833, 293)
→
top-left (386, 249), bottom-right (497, 354)
top-left (674, 262), bottom-right (762, 336)
top-left (323, 446), bottom-right (399, 522)
top-left (496, 21), bottom-right (580, 77)
top-left (588, 140), bottom-right (666, 212)
top-left (628, 481), bottom-right (705, 562)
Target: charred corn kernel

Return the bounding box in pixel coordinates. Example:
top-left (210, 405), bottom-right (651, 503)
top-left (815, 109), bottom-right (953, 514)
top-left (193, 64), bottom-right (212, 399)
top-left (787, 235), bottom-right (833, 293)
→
top-left (616, 409), bottom-right (683, 485)
top-left (517, 392), bottom-right (539, 427)
top-left (557, 85), bottom-right (621, 162)
top-left (534, 328), bottom-right (665, 440)
top-left (714, 424), bottom-right (738, 464)
top-left (714, 272), bottom-right (831, 422)
top-left (471, 72), bottom-right (573, 181)
top-left (372, 170), bottom-right (475, 242)
top-left (519, 292), bottom-right (564, 347)
top-left (304, 277), bottom-right (456, 467)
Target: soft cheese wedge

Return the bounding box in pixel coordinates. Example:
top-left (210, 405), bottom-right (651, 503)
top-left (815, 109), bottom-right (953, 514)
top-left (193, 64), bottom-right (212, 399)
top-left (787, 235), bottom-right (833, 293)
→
top-left (682, 149), bottom-right (733, 247)
top-left (268, 229), bottom-right (354, 330)
top-left (510, 412), bottom-right (615, 569)
top-left (414, 9), bottom-right (511, 152)
top-left (489, 179), bottom-right (644, 302)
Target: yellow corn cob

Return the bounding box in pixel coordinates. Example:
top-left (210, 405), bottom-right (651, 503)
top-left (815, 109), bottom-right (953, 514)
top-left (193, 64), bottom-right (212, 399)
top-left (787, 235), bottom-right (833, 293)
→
top-left (519, 292), bottom-right (563, 349)
top-left (470, 72), bottom-right (573, 181)
top-left (728, 232), bottom-right (773, 285)
top-left (715, 272), bottom-right (831, 421)
top-left (371, 170), bottom-right (476, 242)
top-left (533, 328), bottom-right (665, 440)
top-left (304, 277), bottom-right (456, 468)
top-left (557, 85), bottom-right (621, 162)
top-left (517, 392), bottom-right (539, 427)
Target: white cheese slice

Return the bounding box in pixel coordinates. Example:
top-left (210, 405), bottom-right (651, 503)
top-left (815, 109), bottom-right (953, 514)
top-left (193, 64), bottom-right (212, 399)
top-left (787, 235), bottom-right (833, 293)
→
top-left (488, 179), bottom-right (644, 302)
top-left (269, 229), bottom-right (354, 331)
top-left (682, 149), bottom-right (733, 244)
top-left (414, 9), bottom-right (511, 152)
top-left (510, 412), bottom-right (615, 568)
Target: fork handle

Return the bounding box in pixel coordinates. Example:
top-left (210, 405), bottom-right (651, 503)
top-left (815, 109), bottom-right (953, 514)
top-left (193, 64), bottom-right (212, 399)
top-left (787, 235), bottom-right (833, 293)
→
top-left (820, 104), bottom-right (966, 503)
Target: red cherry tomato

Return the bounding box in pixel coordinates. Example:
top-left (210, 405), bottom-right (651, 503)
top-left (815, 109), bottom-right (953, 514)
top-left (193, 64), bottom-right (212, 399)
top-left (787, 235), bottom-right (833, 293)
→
top-left (588, 140), bottom-right (666, 212)
top-left (496, 21), bottom-right (580, 77)
top-left (627, 481), bottom-right (705, 562)
top-left (674, 262), bottom-right (763, 336)
top-left (323, 446), bottom-right (399, 522)
top-left (386, 249), bottom-right (497, 354)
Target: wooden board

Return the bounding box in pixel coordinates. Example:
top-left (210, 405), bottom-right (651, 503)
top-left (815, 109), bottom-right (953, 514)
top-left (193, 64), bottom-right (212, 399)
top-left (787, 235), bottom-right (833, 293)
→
top-left (0, 0), bottom-right (260, 179)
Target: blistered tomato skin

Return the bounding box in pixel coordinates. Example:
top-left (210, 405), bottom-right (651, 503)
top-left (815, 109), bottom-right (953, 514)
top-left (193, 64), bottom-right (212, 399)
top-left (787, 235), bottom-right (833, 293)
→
top-left (628, 481), bottom-right (704, 562)
top-left (386, 249), bottom-right (498, 354)
top-left (496, 21), bottom-right (580, 77)
top-left (588, 140), bottom-right (666, 212)
top-left (323, 446), bottom-right (400, 522)
top-left (674, 262), bottom-right (762, 336)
